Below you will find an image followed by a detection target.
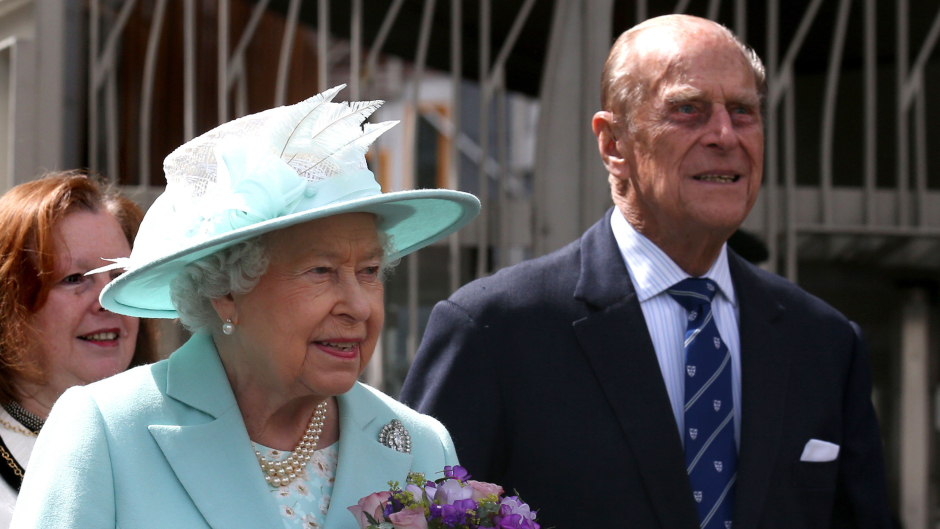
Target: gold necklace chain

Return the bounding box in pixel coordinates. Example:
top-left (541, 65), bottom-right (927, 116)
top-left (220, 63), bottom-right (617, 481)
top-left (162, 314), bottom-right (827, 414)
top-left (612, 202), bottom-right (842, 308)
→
top-left (0, 417), bottom-right (37, 438)
top-left (0, 445), bottom-right (23, 479)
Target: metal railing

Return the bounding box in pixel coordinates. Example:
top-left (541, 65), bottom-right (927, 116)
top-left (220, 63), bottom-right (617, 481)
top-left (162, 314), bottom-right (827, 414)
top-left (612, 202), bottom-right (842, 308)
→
top-left (86, 0), bottom-right (940, 343)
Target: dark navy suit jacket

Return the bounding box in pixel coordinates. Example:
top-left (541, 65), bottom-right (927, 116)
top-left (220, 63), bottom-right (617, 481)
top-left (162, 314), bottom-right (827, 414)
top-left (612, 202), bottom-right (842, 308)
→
top-left (401, 209), bottom-right (891, 528)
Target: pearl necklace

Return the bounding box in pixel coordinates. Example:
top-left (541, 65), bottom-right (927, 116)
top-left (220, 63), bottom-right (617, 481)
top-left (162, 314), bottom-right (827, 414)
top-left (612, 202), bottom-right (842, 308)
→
top-left (254, 400), bottom-right (327, 488)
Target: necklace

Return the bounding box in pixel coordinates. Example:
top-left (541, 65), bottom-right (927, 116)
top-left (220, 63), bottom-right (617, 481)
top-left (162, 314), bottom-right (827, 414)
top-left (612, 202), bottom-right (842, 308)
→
top-left (0, 416), bottom-right (36, 438)
top-left (1, 401), bottom-right (43, 435)
top-left (254, 400), bottom-right (327, 488)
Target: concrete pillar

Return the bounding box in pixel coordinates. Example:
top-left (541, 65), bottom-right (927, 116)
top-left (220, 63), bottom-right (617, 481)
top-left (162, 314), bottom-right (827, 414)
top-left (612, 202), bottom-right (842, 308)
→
top-left (899, 289), bottom-right (930, 529)
top-left (532, 0), bottom-right (613, 256)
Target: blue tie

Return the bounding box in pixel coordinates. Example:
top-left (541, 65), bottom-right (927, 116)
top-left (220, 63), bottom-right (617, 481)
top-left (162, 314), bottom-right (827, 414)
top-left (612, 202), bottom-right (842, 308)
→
top-left (668, 278), bottom-right (737, 529)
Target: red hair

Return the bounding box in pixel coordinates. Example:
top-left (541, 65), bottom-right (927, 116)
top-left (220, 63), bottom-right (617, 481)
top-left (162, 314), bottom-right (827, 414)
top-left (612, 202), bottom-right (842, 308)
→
top-left (0, 172), bottom-right (156, 403)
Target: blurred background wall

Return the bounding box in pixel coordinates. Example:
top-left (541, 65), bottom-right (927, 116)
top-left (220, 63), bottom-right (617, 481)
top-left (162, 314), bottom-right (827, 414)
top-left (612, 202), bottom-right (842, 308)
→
top-left (1, 0), bottom-right (939, 525)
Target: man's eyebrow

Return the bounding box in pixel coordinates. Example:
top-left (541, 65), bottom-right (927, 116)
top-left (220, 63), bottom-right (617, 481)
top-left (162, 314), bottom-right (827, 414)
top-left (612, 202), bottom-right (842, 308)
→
top-left (726, 93), bottom-right (761, 108)
top-left (662, 86), bottom-right (706, 104)
top-left (661, 87), bottom-right (760, 108)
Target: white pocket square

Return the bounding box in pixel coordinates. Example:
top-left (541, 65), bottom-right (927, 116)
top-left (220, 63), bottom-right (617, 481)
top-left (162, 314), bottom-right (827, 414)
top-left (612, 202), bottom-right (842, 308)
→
top-left (800, 439), bottom-right (840, 462)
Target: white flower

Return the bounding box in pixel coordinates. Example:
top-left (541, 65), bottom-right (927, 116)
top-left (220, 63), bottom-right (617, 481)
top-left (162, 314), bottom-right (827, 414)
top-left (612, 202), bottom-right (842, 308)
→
top-left (280, 505), bottom-right (296, 519)
top-left (311, 451), bottom-right (334, 479)
top-left (291, 481), bottom-right (312, 498)
top-left (319, 494), bottom-right (331, 516)
top-left (301, 513), bottom-right (321, 529)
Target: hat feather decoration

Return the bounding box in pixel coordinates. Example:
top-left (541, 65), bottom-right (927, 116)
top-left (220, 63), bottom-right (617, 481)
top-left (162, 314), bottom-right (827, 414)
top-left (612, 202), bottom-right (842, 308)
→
top-left (269, 85), bottom-right (388, 180)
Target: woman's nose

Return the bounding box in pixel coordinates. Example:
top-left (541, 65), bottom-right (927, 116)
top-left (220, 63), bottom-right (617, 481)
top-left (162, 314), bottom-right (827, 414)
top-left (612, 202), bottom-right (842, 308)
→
top-left (91, 275), bottom-right (114, 312)
top-left (332, 274), bottom-right (372, 322)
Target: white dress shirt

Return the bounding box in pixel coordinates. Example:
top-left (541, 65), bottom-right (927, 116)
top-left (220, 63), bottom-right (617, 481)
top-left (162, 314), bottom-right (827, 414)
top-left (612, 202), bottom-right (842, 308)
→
top-left (610, 208), bottom-right (741, 447)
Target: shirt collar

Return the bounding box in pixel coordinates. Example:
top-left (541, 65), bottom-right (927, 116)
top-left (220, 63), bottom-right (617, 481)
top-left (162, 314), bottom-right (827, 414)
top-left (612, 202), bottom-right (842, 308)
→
top-left (610, 207), bottom-right (737, 307)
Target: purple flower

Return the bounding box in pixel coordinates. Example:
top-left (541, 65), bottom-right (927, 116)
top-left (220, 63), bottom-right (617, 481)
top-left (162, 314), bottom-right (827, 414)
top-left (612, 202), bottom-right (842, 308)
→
top-left (405, 484), bottom-right (425, 502)
top-left (443, 465), bottom-right (471, 482)
top-left (498, 497), bottom-right (534, 519)
top-left (440, 498), bottom-right (477, 526)
top-left (494, 497), bottom-right (539, 529)
top-left (494, 513), bottom-right (540, 529)
top-left (435, 479), bottom-right (473, 505)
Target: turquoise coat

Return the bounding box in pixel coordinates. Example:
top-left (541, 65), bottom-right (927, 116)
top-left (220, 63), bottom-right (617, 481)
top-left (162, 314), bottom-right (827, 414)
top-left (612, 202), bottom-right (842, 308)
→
top-left (10, 333), bottom-right (458, 528)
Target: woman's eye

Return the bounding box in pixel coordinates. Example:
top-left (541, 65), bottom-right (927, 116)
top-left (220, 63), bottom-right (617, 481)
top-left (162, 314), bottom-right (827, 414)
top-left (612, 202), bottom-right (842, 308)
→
top-left (62, 273), bottom-right (83, 285)
top-left (362, 266), bottom-right (380, 276)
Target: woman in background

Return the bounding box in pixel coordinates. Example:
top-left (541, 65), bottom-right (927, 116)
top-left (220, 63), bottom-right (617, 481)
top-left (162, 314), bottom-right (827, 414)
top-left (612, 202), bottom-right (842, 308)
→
top-left (0, 173), bottom-right (156, 525)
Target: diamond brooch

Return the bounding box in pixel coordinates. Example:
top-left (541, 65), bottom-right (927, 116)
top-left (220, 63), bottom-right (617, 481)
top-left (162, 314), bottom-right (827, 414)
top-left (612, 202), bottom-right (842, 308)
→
top-left (378, 419), bottom-right (412, 454)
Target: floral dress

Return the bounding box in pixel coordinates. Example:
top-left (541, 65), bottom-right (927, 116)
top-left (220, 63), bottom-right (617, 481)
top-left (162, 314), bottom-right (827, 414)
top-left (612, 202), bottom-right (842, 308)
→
top-left (253, 442), bottom-right (339, 529)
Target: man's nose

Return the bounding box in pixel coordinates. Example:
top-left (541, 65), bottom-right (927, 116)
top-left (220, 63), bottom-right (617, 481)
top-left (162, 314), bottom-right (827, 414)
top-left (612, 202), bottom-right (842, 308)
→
top-left (701, 105), bottom-right (739, 150)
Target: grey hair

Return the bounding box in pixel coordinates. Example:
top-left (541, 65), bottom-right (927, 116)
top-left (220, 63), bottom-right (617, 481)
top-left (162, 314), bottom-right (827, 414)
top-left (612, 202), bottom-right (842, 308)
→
top-left (169, 229), bottom-right (399, 333)
top-left (170, 237), bottom-right (270, 333)
top-left (601, 15), bottom-right (767, 130)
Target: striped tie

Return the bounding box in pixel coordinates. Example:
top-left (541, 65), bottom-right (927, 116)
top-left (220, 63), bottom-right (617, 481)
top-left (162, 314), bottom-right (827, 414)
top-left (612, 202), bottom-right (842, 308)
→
top-left (668, 278), bottom-right (736, 529)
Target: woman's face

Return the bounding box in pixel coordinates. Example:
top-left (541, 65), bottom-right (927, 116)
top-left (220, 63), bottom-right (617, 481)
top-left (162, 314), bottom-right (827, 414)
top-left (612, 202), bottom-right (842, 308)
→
top-left (28, 210), bottom-right (139, 393)
top-left (230, 213), bottom-right (385, 400)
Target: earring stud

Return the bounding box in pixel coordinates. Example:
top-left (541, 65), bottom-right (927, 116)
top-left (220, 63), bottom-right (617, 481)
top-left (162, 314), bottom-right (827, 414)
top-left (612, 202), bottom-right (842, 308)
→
top-left (222, 319), bottom-right (235, 335)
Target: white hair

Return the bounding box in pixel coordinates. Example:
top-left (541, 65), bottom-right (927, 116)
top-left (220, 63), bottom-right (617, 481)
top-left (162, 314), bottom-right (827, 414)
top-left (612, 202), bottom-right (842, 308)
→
top-left (169, 229), bottom-right (398, 333)
top-left (170, 237), bottom-right (270, 333)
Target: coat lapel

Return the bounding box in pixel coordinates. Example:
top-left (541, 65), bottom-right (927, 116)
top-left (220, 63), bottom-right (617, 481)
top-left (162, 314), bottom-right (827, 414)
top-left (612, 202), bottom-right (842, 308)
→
top-left (148, 334), bottom-right (283, 529)
top-left (572, 212), bottom-right (700, 529)
top-left (324, 385), bottom-right (414, 529)
top-left (727, 253), bottom-right (789, 529)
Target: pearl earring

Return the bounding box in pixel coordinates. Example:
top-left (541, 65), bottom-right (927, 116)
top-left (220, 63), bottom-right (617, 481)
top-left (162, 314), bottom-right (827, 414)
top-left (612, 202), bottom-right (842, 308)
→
top-left (222, 319), bottom-right (235, 335)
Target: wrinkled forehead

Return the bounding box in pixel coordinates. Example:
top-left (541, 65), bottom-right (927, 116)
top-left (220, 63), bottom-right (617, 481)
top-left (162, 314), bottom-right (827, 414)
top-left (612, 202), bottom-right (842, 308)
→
top-left (633, 26), bottom-right (756, 100)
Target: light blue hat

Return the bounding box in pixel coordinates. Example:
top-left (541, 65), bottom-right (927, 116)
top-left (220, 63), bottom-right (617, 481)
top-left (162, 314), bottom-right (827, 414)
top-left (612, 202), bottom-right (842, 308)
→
top-left (95, 86), bottom-right (480, 318)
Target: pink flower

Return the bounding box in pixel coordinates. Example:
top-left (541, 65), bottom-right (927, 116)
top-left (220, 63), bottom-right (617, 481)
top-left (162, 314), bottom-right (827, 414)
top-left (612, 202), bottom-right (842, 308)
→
top-left (348, 491), bottom-right (391, 528)
top-left (468, 480), bottom-right (504, 501)
top-left (388, 507), bottom-right (429, 529)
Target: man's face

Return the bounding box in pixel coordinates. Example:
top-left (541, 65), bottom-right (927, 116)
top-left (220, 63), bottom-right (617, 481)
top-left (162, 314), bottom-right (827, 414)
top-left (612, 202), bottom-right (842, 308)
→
top-left (618, 33), bottom-right (764, 239)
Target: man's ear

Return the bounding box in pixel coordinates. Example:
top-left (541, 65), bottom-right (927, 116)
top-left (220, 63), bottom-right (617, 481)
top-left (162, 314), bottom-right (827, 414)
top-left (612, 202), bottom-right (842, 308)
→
top-left (592, 111), bottom-right (631, 182)
top-left (210, 294), bottom-right (238, 327)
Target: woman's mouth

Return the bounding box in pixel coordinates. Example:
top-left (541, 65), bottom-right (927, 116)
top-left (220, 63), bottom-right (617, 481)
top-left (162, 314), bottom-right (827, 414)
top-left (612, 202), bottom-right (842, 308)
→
top-left (314, 341), bottom-right (360, 358)
top-left (77, 330), bottom-right (120, 346)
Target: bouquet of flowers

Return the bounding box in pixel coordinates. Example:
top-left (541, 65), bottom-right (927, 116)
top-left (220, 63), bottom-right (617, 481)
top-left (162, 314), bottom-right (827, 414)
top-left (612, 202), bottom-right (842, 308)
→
top-left (348, 465), bottom-right (540, 529)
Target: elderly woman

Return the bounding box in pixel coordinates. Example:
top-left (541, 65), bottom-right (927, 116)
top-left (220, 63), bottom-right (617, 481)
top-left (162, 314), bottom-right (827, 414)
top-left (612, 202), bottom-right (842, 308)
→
top-left (0, 173), bottom-right (155, 526)
top-left (11, 88), bottom-right (478, 529)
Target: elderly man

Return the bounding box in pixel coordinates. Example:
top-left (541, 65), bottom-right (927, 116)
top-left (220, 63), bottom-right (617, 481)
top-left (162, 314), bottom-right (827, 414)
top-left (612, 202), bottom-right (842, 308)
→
top-left (401, 14), bottom-right (891, 529)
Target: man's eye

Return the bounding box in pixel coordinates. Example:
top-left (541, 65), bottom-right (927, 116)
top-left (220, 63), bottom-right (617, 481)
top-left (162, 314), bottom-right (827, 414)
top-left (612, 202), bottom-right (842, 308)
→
top-left (677, 104), bottom-right (695, 114)
top-left (732, 106), bottom-right (750, 115)
top-left (311, 267), bottom-right (331, 274)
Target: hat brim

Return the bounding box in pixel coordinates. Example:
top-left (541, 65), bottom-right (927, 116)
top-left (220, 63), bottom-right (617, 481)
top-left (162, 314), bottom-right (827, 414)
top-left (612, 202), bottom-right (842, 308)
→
top-left (100, 189), bottom-right (480, 318)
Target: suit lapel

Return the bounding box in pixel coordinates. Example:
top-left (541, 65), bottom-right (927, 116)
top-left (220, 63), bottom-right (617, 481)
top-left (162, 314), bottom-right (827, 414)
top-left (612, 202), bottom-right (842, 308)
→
top-left (324, 385), bottom-right (414, 529)
top-left (727, 252), bottom-right (789, 529)
top-left (148, 334), bottom-right (283, 529)
top-left (572, 211), bottom-right (700, 529)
